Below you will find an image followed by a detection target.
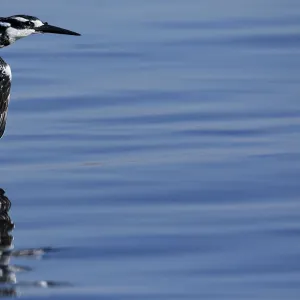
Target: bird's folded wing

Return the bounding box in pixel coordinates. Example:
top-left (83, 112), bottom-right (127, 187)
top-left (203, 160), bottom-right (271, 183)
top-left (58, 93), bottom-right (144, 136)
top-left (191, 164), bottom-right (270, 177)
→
top-left (0, 57), bottom-right (11, 138)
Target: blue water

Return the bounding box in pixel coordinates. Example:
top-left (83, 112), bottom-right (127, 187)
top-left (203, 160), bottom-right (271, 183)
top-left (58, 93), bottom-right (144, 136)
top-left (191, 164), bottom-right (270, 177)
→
top-left (0, 1), bottom-right (300, 299)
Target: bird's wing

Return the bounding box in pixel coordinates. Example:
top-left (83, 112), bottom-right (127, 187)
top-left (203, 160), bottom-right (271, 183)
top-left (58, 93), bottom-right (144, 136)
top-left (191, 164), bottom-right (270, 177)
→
top-left (0, 57), bottom-right (11, 138)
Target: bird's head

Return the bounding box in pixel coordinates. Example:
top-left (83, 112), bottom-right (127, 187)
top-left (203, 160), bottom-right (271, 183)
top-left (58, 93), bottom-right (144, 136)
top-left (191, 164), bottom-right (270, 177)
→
top-left (0, 15), bottom-right (80, 48)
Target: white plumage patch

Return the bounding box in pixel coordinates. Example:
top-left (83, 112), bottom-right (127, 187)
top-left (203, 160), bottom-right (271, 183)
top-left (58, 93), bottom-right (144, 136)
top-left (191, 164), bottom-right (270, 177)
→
top-left (6, 27), bottom-right (35, 43)
top-left (2, 65), bottom-right (11, 81)
top-left (32, 20), bottom-right (44, 27)
top-left (11, 16), bottom-right (28, 22)
top-left (0, 22), bottom-right (10, 27)
top-left (4, 65), bottom-right (12, 80)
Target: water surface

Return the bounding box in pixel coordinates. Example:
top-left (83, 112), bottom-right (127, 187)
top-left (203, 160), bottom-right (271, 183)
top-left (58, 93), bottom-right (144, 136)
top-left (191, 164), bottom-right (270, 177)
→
top-left (0, 1), bottom-right (300, 299)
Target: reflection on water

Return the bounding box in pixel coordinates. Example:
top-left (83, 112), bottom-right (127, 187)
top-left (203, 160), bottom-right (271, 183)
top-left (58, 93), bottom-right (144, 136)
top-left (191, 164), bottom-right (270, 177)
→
top-left (0, 189), bottom-right (15, 297)
top-left (0, 189), bottom-right (69, 297)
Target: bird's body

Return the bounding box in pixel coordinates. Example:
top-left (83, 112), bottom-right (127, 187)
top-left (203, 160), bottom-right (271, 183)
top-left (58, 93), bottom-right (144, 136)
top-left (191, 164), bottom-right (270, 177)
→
top-left (0, 57), bottom-right (11, 138)
top-left (0, 15), bottom-right (80, 137)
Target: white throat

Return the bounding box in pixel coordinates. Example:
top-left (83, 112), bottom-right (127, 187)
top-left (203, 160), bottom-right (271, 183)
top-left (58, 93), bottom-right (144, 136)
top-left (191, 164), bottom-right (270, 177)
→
top-left (6, 27), bottom-right (35, 44)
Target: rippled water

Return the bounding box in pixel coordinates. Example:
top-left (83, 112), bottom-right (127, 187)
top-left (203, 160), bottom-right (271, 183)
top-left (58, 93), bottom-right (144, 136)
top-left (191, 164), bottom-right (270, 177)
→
top-left (0, 1), bottom-right (300, 299)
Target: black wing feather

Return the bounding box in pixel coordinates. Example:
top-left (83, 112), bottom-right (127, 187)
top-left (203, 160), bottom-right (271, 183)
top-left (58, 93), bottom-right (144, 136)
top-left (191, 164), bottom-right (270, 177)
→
top-left (0, 57), bottom-right (11, 138)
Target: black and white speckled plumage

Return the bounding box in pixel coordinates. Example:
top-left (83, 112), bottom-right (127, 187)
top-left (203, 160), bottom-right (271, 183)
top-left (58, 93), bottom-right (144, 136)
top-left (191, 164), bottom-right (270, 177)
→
top-left (0, 57), bottom-right (11, 138)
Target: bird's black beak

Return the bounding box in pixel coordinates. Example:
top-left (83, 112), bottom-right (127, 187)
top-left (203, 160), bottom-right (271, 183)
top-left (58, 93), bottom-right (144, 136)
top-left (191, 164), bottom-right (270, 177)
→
top-left (35, 24), bottom-right (80, 36)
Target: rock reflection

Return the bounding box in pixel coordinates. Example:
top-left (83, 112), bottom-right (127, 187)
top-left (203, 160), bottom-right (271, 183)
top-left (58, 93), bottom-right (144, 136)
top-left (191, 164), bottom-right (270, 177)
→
top-left (0, 188), bottom-right (70, 297)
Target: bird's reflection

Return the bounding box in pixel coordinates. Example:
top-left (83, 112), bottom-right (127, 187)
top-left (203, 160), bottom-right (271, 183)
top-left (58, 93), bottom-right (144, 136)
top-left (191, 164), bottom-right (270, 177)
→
top-left (0, 188), bottom-right (69, 297)
top-left (0, 189), bottom-right (16, 297)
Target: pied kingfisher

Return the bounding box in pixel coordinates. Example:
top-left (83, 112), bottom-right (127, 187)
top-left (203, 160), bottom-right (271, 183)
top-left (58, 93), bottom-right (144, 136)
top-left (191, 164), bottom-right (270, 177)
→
top-left (0, 15), bottom-right (80, 138)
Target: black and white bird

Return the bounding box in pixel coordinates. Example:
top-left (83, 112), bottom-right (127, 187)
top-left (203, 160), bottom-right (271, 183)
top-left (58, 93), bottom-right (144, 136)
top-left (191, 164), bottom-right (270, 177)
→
top-left (0, 15), bottom-right (80, 138)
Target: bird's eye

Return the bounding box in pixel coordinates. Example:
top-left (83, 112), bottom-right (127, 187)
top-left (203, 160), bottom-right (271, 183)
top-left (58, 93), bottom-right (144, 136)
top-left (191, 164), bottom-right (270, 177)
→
top-left (26, 21), bottom-right (34, 27)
